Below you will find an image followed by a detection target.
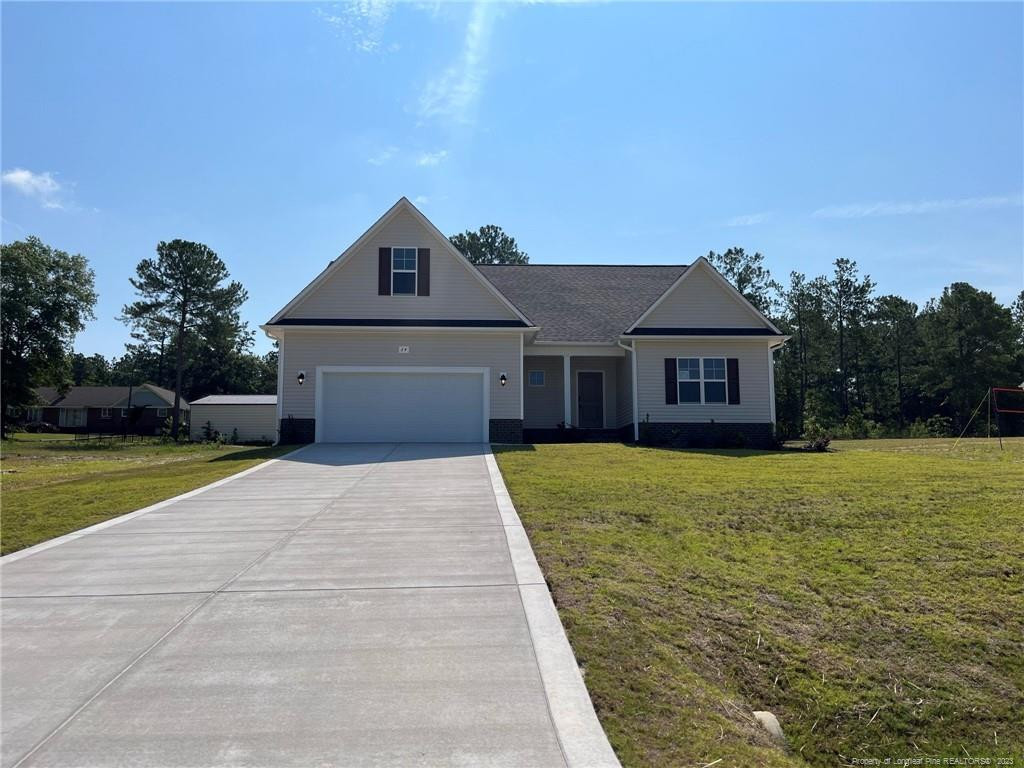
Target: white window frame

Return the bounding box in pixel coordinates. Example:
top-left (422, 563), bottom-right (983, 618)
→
top-left (100, 407), bottom-right (112, 419)
top-left (121, 408), bottom-right (128, 417)
top-left (676, 356), bottom-right (728, 405)
top-left (157, 408), bottom-right (168, 417)
top-left (528, 370), bottom-right (545, 387)
top-left (390, 247), bottom-right (418, 297)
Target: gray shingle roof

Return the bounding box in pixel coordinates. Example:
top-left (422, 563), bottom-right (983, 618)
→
top-left (33, 387), bottom-right (60, 406)
top-left (32, 384), bottom-right (187, 409)
top-left (477, 264), bottom-right (688, 343)
top-left (191, 395), bottom-right (277, 405)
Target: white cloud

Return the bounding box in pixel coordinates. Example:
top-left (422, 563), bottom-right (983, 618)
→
top-left (726, 212), bottom-right (770, 227)
top-left (367, 146), bottom-right (398, 166)
top-left (416, 149), bottom-right (449, 167)
top-left (418, 2), bottom-right (497, 125)
top-left (1, 168), bottom-right (65, 209)
top-left (413, 195), bottom-right (430, 205)
top-left (316, 1), bottom-right (396, 53)
top-left (813, 194), bottom-right (1023, 219)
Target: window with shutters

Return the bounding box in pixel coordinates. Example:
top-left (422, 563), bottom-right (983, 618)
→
top-left (391, 248), bottom-right (417, 296)
top-left (677, 357), bottom-right (727, 404)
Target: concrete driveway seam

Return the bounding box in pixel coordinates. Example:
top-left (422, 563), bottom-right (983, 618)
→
top-left (8, 443), bottom-right (403, 767)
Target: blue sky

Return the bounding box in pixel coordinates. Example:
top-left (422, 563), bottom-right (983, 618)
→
top-left (3, 1), bottom-right (1022, 357)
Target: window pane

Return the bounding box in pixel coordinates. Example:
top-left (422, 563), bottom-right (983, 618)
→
top-left (703, 358), bottom-right (726, 380)
top-left (529, 371), bottom-right (545, 386)
top-left (392, 249), bottom-right (417, 271)
top-left (704, 381), bottom-right (726, 403)
top-left (677, 358), bottom-right (700, 381)
top-left (393, 272), bottom-right (417, 295)
top-left (678, 381), bottom-right (701, 403)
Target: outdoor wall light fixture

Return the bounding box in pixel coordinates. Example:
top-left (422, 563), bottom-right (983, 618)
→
top-left (499, 373), bottom-right (508, 387)
top-left (297, 370), bottom-right (306, 386)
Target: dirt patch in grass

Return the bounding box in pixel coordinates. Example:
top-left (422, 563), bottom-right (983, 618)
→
top-left (494, 438), bottom-right (1024, 767)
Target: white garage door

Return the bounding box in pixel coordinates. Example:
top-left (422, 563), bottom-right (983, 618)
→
top-left (317, 368), bottom-right (487, 443)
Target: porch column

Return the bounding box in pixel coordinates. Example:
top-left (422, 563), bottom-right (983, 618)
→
top-left (563, 354), bottom-right (572, 427)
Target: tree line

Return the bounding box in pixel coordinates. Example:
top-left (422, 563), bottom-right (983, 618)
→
top-left (1, 236), bottom-right (274, 437)
top-left (707, 248), bottom-right (1024, 439)
top-left (3, 228), bottom-right (1021, 440)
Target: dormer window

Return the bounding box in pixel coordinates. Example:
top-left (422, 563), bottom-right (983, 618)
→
top-left (391, 248), bottom-right (418, 296)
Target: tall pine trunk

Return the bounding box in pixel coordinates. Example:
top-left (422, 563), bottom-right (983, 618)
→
top-left (171, 309), bottom-right (186, 440)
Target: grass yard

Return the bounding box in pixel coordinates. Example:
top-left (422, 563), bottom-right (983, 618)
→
top-left (0, 437), bottom-right (293, 555)
top-left (494, 438), bottom-right (1024, 768)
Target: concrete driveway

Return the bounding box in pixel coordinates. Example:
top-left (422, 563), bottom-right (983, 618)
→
top-left (0, 443), bottom-right (617, 768)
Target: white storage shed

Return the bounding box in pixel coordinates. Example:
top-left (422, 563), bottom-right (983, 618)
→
top-left (189, 395), bottom-right (277, 443)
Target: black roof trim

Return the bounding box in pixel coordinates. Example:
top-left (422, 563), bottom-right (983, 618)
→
top-left (269, 318), bottom-right (530, 328)
top-left (625, 327), bottom-right (781, 336)
top-left (481, 263), bottom-right (690, 268)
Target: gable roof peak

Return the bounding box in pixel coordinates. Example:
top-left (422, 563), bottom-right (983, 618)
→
top-left (266, 196), bottom-right (533, 327)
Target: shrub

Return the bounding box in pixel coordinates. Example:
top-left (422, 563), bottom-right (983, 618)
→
top-left (801, 415), bottom-right (832, 451)
top-left (803, 435), bottom-right (831, 452)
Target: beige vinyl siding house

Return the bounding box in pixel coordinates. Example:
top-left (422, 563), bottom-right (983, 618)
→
top-left (640, 266), bottom-right (765, 328)
top-left (633, 340), bottom-right (774, 424)
top-left (523, 356), bottom-right (565, 430)
top-left (284, 208), bottom-right (520, 322)
top-left (263, 197), bottom-right (787, 447)
top-left (279, 331), bottom-right (523, 422)
top-left (614, 354), bottom-right (634, 429)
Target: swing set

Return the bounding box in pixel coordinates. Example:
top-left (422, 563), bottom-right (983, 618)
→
top-left (952, 384), bottom-right (1024, 450)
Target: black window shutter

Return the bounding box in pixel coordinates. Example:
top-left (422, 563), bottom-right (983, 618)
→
top-left (417, 248), bottom-right (430, 296)
top-left (727, 358), bottom-right (740, 404)
top-left (378, 248), bottom-right (391, 295)
top-left (664, 358), bottom-right (678, 405)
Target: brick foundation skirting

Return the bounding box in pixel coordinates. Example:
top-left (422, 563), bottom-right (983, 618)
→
top-left (488, 418), bottom-right (523, 444)
top-left (523, 427), bottom-right (626, 444)
top-left (279, 417), bottom-right (315, 444)
top-left (638, 421), bottom-right (775, 449)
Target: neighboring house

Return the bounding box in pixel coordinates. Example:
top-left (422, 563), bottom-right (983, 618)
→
top-left (189, 395), bottom-right (277, 443)
top-left (262, 197), bottom-right (787, 447)
top-left (29, 384), bottom-right (189, 435)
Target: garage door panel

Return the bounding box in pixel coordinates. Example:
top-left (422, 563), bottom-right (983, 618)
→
top-left (319, 370), bottom-right (485, 443)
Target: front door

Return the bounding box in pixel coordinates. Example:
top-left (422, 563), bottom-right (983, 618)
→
top-left (577, 371), bottom-right (604, 429)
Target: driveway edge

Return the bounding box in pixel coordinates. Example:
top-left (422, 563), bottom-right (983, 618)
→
top-left (485, 447), bottom-right (621, 768)
top-left (1, 444), bottom-right (314, 565)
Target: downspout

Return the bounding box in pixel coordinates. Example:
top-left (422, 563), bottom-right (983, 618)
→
top-left (616, 339), bottom-right (639, 442)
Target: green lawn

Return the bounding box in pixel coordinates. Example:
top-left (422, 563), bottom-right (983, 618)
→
top-left (0, 438), bottom-right (293, 555)
top-left (494, 438), bottom-right (1024, 768)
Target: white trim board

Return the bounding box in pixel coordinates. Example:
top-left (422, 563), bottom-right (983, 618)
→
top-left (313, 365), bottom-right (490, 443)
top-left (524, 344), bottom-right (625, 358)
